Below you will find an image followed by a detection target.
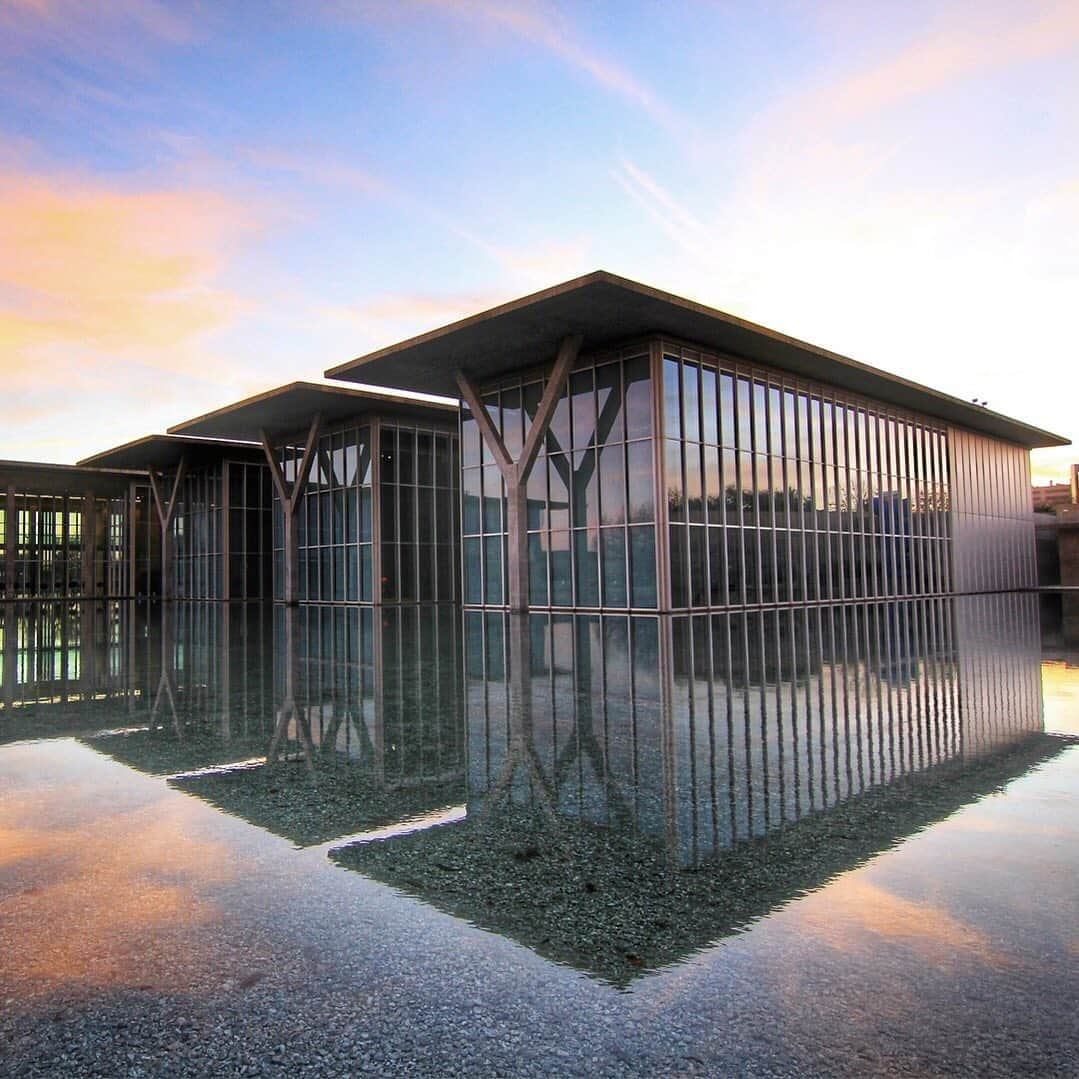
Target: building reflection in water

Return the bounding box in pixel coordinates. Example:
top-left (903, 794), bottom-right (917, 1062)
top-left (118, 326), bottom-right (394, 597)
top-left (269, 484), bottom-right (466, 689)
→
top-left (334, 594), bottom-right (1060, 985)
top-left (169, 604), bottom-right (466, 847)
top-left (0, 593), bottom-right (1065, 985)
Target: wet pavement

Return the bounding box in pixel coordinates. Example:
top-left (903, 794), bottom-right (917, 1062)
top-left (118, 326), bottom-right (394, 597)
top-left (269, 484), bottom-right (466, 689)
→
top-left (1, 598), bottom-right (1076, 1076)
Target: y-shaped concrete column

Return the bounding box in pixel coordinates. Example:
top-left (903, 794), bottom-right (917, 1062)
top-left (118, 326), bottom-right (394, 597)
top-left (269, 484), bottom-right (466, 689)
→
top-left (260, 413), bottom-right (324, 605)
top-left (147, 454), bottom-right (187, 602)
top-left (454, 334), bottom-right (582, 611)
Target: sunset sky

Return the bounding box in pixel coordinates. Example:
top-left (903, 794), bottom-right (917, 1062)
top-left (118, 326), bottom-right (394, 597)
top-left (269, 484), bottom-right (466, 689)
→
top-left (2, 1), bottom-right (1077, 480)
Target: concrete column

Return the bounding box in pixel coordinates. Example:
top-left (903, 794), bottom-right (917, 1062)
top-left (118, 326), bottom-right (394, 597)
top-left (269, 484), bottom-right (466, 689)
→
top-left (261, 414), bottom-right (323, 606)
top-left (148, 455), bottom-right (187, 602)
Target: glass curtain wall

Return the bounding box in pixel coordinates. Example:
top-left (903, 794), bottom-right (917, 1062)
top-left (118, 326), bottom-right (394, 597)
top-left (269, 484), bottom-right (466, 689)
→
top-left (272, 420), bottom-right (459, 604)
top-left (3, 493), bottom-right (126, 599)
top-left (660, 340), bottom-right (953, 609)
top-left (947, 428), bottom-right (1035, 594)
top-left (226, 460), bottom-right (273, 601)
top-left (379, 424), bottom-right (460, 604)
top-left (461, 344), bottom-right (657, 609)
top-left (274, 425), bottom-right (373, 603)
top-left (172, 464), bottom-right (224, 599)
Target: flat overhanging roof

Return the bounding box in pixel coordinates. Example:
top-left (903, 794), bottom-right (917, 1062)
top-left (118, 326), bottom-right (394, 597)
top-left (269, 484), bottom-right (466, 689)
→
top-left (167, 381), bottom-right (457, 443)
top-left (78, 434), bottom-right (263, 472)
top-left (0, 459), bottom-right (141, 497)
top-left (325, 270), bottom-right (1068, 450)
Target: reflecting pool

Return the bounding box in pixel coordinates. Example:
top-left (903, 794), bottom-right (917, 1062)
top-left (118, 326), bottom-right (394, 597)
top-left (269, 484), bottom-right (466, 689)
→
top-left (1, 597), bottom-right (1076, 1075)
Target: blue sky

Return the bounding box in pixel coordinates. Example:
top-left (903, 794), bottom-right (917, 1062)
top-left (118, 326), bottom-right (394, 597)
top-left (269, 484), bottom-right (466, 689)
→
top-left (1, 0), bottom-right (1077, 479)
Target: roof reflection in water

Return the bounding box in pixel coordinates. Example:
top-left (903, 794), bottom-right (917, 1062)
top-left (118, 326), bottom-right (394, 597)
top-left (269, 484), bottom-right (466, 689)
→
top-left (333, 593), bottom-right (1066, 986)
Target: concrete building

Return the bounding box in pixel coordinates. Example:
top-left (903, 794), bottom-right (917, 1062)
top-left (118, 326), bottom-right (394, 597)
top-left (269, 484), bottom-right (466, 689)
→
top-left (167, 382), bottom-right (459, 606)
top-left (80, 435), bottom-right (271, 601)
top-left (328, 271), bottom-right (1067, 614)
top-left (0, 459), bottom-right (152, 600)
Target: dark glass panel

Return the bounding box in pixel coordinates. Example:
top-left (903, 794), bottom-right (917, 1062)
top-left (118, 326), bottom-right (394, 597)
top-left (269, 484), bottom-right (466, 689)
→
top-left (434, 434), bottom-right (449, 487)
top-left (624, 355), bottom-right (652, 440)
top-left (707, 526), bottom-right (725, 605)
top-left (719, 372), bottom-right (736, 448)
top-left (701, 365), bottom-right (718, 444)
top-left (528, 532), bottom-right (549, 606)
top-left (753, 381), bottom-right (768, 454)
top-left (380, 429), bottom-right (397, 483)
top-left (550, 531), bottom-right (572, 606)
top-left (663, 356), bottom-right (681, 439)
top-left (463, 537), bottom-right (481, 604)
top-left (416, 432), bottom-right (433, 486)
top-left (484, 535), bottom-right (503, 604)
top-left (398, 430), bottom-right (415, 486)
top-left (574, 529), bottom-right (599, 606)
top-left (601, 527), bottom-right (627, 607)
top-left (689, 525), bottom-right (708, 607)
top-left (523, 381), bottom-right (543, 430)
top-left (599, 442), bottom-right (625, 525)
top-left (626, 441), bottom-right (654, 523)
top-left (359, 489), bottom-right (372, 543)
top-left (380, 485), bottom-right (396, 542)
top-left (685, 442), bottom-right (704, 525)
top-left (595, 362), bottom-right (624, 445)
top-left (570, 370), bottom-right (595, 450)
top-left (629, 526), bottom-right (657, 608)
top-left (669, 524), bottom-right (688, 608)
top-left (462, 469), bottom-right (481, 535)
top-left (666, 440), bottom-right (685, 524)
top-left (417, 485), bottom-right (433, 542)
top-left (703, 445), bottom-right (720, 526)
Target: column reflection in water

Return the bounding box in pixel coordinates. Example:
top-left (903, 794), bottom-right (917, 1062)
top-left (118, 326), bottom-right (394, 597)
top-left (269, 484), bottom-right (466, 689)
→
top-left (169, 604), bottom-right (466, 847)
top-left (465, 597), bottom-right (1043, 868)
top-left (86, 603), bottom-right (276, 776)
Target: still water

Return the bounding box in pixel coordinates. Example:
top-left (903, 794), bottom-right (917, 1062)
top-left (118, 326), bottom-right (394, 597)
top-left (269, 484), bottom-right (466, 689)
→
top-left (1, 597), bottom-right (1076, 1075)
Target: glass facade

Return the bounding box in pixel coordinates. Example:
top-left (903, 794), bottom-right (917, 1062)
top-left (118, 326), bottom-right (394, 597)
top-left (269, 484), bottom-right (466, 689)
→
top-left (273, 418), bottom-right (459, 604)
top-left (462, 344), bottom-right (658, 609)
top-left (0, 492), bottom-right (128, 599)
top-left (660, 341), bottom-right (952, 609)
top-left (947, 427), bottom-right (1035, 594)
top-left (171, 459), bottom-right (273, 600)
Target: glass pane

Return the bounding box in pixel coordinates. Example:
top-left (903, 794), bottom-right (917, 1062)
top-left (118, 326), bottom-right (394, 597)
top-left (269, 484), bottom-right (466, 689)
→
top-left (627, 441), bottom-right (654, 523)
top-left (464, 537), bottom-right (481, 604)
top-left (416, 432), bottom-right (433, 486)
top-left (663, 356), bottom-right (681, 439)
top-left (599, 443), bottom-right (625, 525)
top-left (462, 469), bottom-right (481, 535)
top-left (528, 533), bottom-right (548, 605)
top-left (501, 387), bottom-right (522, 457)
top-left (484, 535), bottom-right (503, 604)
top-left (595, 362), bottom-right (624, 445)
top-left (682, 362), bottom-right (700, 443)
top-left (624, 355), bottom-right (652, 440)
top-left (570, 370), bottom-right (595, 450)
top-left (701, 366), bottom-right (718, 444)
top-left (601, 527), bottom-right (627, 607)
top-left (574, 529), bottom-right (599, 606)
top-left (629, 526), bottom-right (656, 608)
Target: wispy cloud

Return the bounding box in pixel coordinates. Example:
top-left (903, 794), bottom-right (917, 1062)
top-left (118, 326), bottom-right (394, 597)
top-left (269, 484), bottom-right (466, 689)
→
top-left (0, 168), bottom-right (261, 363)
top-left (785, 1), bottom-right (1079, 130)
